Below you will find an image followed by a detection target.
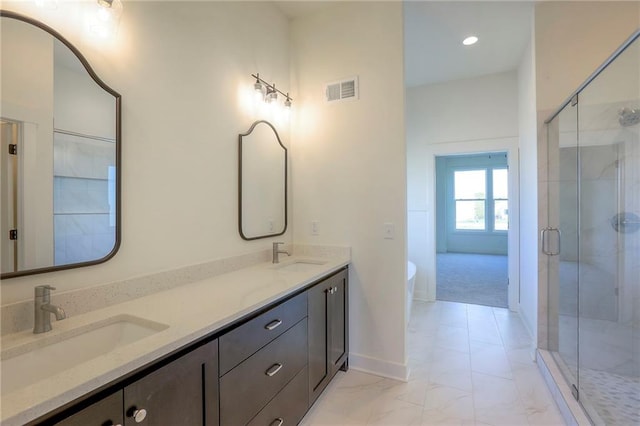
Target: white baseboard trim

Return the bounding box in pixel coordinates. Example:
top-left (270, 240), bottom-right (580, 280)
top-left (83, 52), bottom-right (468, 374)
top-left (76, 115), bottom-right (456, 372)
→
top-left (348, 352), bottom-right (409, 382)
top-left (413, 290), bottom-right (432, 302)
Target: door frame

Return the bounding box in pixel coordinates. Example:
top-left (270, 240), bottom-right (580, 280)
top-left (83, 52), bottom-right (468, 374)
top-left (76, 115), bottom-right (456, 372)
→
top-left (425, 137), bottom-right (520, 311)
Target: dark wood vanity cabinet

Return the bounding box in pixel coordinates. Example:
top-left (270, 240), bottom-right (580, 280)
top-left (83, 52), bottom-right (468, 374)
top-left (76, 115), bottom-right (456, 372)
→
top-left (53, 390), bottom-right (123, 426)
top-left (123, 340), bottom-right (219, 426)
top-left (45, 266), bottom-right (349, 426)
top-left (51, 340), bottom-right (219, 426)
top-left (308, 268), bottom-right (349, 405)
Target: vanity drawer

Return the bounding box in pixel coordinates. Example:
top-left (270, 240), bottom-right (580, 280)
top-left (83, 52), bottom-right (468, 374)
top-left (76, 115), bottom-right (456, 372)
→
top-left (247, 366), bottom-right (309, 426)
top-left (220, 318), bottom-right (308, 426)
top-left (219, 291), bottom-right (307, 375)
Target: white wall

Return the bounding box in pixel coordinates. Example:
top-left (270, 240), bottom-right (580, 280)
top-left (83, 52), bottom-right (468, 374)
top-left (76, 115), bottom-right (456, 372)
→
top-left (516, 32), bottom-right (538, 346)
top-left (533, 0), bottom-right (640, 348)
top-left (290, 2), bottom-right (408, 379)
top-left (535, 1), bottom-right (640, 113)
top-left (406, 71), bottom-right (520, 305)
top-left (1, 1), bottom-right (292, 303)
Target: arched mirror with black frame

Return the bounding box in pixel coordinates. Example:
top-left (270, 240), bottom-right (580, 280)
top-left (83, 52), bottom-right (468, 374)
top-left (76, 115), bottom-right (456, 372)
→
top-left (238, 120), bottom-right (287, 241)
top-left (0, 10), bottom-right (122, 279)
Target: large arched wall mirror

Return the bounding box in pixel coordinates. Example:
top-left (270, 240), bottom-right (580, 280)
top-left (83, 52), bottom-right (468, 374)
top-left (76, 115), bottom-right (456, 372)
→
top-left (239, 120), bottom-right (287, 240)
top-left (0, 11), bottom-right (121, 279)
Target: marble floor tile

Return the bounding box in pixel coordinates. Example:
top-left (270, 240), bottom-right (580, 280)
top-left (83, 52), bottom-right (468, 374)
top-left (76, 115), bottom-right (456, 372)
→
top-left (505, 346), bottom-right (536, 367)
top-left (468, 319), bottom-right (503, 345)
top-left (471, 372), bottom-right (522, 409)
top-left (422, 384), bottom-right (475, 425)
top-left (301, 300), bottom-right (565, 426)
top-left (376, 377), bottom-right (430, 406)
top-left (438, 305), bottom-right (469, 329)
top-left (467, 304), bottom-right (496, 321)
top-left (368, 396), bottom-right (424, 426)
top-left (474, 403), bottom-right (531, 426)
top-left (470, 341), bottom-right (513, 379)
top-left (435, 324), bottom-right (471, 353)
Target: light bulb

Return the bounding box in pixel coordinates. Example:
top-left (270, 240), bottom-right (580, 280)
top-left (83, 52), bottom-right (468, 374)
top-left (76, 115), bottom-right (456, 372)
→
top-left (87, 0), bottom-right (123, 39)
top-left (35, 0), bottom-right (58, 9)
top-left (266, 88), bottom-right (278, 103)
top-left (462, 36), bottom-right (478, 46)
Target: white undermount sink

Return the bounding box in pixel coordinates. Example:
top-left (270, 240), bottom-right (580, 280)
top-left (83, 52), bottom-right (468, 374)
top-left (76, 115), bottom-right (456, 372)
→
top-left (275, 258), bottom-right (328, 272)
top-left (1, 315), bottom-right (168, 395)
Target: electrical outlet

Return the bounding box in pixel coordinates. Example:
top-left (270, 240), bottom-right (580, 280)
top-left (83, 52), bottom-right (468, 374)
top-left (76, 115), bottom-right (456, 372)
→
top-left (311, 221), bottom-right (319, 236)
top-left (383, 223), bottom-right (394, 239)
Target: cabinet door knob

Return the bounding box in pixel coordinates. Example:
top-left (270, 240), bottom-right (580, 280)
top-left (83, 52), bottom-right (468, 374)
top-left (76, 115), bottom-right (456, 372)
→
top-left (265, 319), bottom-right (283, 331)
top-left (270, 418), bottom-right (284, 426)
top-left (131, 408), bottom-right (147, 423)
top-left (265, 363), bottom-right (283, 377)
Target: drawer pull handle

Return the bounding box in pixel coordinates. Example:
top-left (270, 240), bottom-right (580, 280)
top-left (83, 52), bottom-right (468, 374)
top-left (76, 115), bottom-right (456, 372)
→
top-left (270, 418), bottom-right (284, 426)
top-left (265, 363), bottom-right (283, 377)
top-left (265, 319), bottom-right (283, 331)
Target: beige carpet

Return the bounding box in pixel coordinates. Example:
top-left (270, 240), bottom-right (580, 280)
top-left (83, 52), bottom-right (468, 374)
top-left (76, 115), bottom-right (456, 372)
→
top-left (436, 253), bottom-right (508, 308)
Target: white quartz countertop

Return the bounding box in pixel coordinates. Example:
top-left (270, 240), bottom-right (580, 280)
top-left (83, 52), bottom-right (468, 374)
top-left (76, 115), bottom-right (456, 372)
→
top-left (1, 255), bottom-right (349, 426)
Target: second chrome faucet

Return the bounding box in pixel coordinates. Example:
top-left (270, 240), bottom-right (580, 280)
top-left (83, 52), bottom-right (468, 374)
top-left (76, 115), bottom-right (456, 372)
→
top-left (272, 242), bottom-right (290, 264)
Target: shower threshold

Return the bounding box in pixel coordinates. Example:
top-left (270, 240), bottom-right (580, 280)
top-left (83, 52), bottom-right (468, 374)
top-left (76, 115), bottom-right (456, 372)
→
top-left (536, 349), bottom-right (593, 425)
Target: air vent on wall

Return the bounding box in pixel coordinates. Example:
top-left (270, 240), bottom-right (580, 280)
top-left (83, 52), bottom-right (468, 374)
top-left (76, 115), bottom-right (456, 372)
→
top-left (325, 76), bottom-right (359, 103)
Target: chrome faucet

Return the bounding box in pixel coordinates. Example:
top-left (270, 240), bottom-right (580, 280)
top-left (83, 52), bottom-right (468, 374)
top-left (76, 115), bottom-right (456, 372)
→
top-left (272, 242), bottom-right (290, 264)
top-left (34, 285), bottom-right (66, 334)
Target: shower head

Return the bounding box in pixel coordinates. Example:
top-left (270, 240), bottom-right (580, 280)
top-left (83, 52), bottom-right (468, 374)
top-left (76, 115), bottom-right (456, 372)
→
top-left (618, 107), bottom-right (640, 127)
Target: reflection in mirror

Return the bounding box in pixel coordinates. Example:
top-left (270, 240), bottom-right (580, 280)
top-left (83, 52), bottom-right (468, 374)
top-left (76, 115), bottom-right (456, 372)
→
top-left (239, 121), bottom-right (287, 240)
top-left (0, 11), bottom-right (121, 278)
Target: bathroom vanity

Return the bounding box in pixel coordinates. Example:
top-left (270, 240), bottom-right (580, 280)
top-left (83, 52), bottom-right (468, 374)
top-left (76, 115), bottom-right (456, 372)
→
top-left (1, 258), bottom-right (349, 426)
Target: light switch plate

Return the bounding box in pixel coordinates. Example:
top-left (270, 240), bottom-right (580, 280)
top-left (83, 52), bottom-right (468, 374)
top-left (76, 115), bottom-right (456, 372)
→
top-left (384, 223), bottom-right (394, 239)
top-left (311, 221), bottom-right (320, 236)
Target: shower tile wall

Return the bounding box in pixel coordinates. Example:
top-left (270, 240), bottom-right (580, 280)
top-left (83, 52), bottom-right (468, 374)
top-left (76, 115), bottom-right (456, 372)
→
top-left (53, 132), bottom-right (115, 265)
top-left (559, 145), bottom-right (618, 323)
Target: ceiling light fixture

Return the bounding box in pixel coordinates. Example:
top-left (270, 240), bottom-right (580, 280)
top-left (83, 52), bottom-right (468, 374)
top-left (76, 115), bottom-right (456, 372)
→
top-left (462, 36), bottom-right (478, 46)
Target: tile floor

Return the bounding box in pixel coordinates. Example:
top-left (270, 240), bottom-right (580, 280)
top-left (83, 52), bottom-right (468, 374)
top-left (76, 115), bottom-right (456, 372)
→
top-left (301, 300), bottom-right (566, 425)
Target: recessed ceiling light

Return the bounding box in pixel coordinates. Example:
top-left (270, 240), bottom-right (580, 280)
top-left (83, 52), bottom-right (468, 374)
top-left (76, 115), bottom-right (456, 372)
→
top-left (463, 36), bottom-right (478, 46)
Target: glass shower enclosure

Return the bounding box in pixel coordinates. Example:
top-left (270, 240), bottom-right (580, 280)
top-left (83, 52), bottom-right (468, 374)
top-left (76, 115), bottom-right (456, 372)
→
top-left (545, 31), bottom-right (639, 425)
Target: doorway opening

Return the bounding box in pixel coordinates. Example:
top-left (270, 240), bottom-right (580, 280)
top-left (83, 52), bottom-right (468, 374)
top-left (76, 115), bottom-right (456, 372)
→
top-left (435, 152), bottom-right (509, 308)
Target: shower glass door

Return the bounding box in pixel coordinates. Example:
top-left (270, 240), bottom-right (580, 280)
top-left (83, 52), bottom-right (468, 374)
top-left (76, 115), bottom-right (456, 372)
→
top-left (548, 32), bottom-right (639, 426)
top-left (547, 101), bottom-right (579, 394)
top-left (576, 35), bottom-right (639, 426)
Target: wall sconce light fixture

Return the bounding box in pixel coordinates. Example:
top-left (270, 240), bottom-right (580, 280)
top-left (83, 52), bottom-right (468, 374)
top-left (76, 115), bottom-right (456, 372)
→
top-left (252, 73), bottom-right (292, 109)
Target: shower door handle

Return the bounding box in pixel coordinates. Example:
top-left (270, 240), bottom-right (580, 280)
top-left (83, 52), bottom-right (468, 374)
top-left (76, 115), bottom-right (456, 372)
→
top-left (541, 227), bottom-right (561, 256)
